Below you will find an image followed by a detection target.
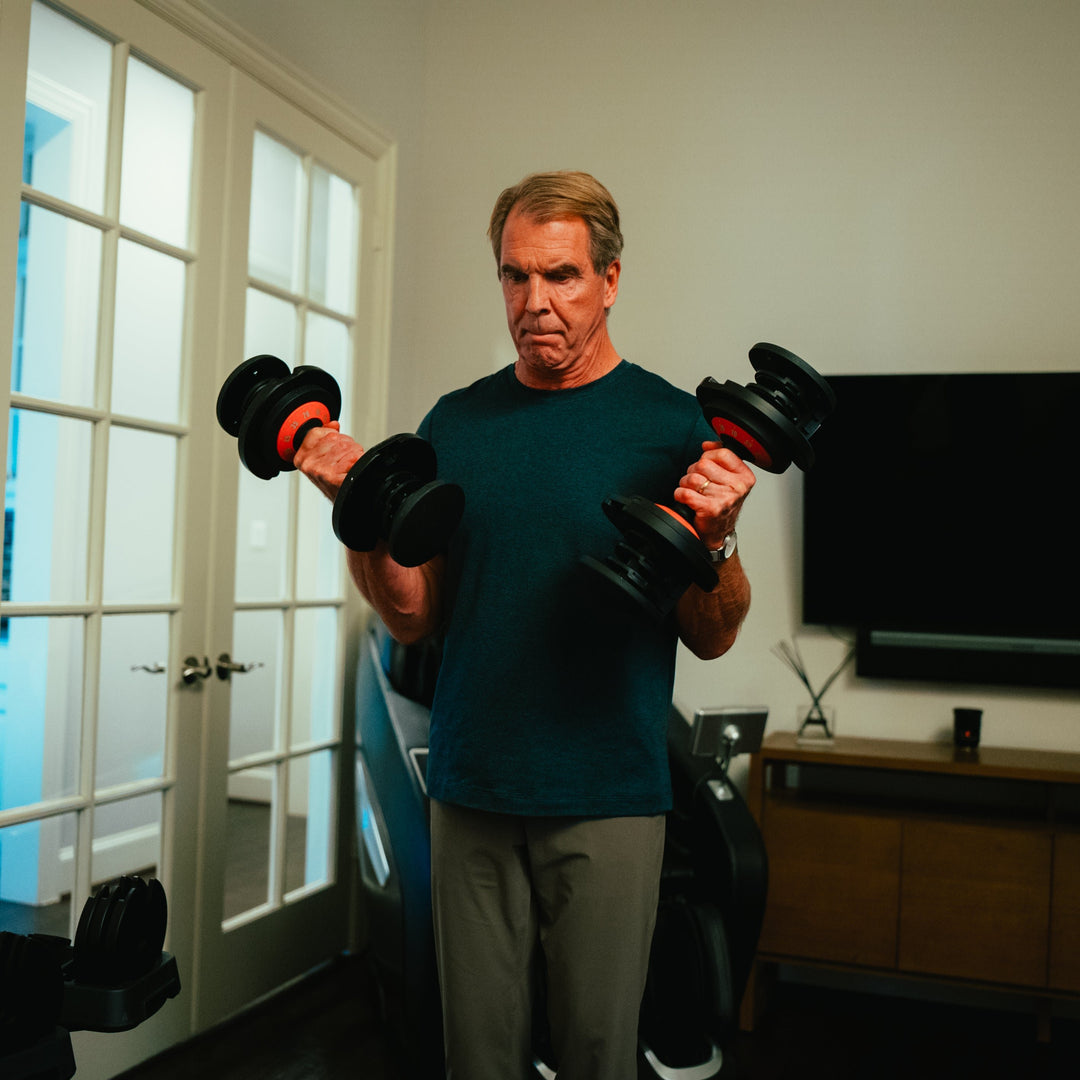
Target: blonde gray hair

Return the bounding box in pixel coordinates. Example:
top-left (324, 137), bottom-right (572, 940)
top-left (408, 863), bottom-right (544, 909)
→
top-left (487, 170), bottom-right (624, 274)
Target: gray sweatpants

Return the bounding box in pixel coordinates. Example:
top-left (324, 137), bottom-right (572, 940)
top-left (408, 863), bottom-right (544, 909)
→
top-left (430, 800), bottom-right (665, 1080)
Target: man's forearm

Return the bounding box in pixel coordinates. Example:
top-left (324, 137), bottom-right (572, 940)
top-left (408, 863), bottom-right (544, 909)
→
top-left (347, 547), bottom-right (445, 644)
top-left (675, 553), bottom-right (751, 660)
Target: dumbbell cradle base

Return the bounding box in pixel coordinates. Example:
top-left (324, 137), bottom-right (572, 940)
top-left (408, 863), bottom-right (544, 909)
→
top-left (62, 952), bottom-right (181, 1033)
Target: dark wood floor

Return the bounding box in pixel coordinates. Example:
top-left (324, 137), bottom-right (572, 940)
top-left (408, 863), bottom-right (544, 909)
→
top-left (114, 952), bottom-right (1080, 1080)
top-left (115, 953), bottom-right (406, 1080)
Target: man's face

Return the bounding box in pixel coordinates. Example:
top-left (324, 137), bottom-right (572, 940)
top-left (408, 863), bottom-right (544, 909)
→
top-left (498, 209), bottom-right (620, 380)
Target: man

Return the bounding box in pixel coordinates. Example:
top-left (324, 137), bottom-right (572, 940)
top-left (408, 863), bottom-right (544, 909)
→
top-left (296, 171), bottom-right (754, 1080)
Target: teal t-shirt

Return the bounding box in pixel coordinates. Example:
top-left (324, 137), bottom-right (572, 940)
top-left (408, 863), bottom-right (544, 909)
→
top-left (417, 360), bottom-right (714, 816)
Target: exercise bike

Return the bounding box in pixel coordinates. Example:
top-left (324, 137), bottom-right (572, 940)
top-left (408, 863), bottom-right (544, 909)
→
top-left (353, 619), bottom-right (768, 1078)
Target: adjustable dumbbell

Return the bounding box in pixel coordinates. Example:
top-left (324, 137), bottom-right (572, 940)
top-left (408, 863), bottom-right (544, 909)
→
top-left (71, 875), bottom-right (168, 986)
top-left (217, 356), bottom-right (464, 567)
top-left (583, 343), bottom-right (835, 620)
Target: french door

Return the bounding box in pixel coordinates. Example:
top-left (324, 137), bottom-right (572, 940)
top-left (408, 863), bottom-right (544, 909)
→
top-left (0, 2), bottom-right (391, 1075)
top-left (194, 66), bottom-right (385, 1027)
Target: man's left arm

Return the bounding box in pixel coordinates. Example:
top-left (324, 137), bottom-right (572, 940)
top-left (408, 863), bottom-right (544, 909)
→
top-left (671, 442), bottom-right (755, 660)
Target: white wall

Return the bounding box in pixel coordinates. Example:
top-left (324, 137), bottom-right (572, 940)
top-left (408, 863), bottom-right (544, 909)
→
top-left (205, 0), bottom-right (1080, 765)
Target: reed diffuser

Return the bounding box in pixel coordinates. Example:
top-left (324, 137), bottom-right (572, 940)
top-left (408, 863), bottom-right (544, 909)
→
top-left (772, 638), bottom-right (854, 745)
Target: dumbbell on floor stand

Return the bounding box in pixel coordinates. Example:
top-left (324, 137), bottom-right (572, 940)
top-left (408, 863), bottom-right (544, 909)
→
top-left (216, 356), bottom-right (464, 567)
top-left (2, 874), bottom-right (179, 1080)
top-left (583, 343), bottom-right (836, 620)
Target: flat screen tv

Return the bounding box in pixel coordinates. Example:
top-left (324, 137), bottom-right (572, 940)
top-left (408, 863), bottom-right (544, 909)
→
top-left (801, 371), bottom-right (1080, 689)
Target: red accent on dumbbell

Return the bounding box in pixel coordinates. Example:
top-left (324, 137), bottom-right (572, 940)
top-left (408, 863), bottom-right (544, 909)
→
top-left (709, 416), bottom-right (773, 470)
top-left (655, 502), bottom-right (701, 538)
top-left (276, 402), bottom-right (332, 463)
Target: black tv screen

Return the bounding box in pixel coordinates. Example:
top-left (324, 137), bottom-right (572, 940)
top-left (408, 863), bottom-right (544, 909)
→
top-left (801, 371), bottom-right (1080, 689)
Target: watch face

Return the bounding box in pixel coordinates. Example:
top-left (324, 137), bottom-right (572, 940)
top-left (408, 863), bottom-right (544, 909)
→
top-left (710, 533), bottom-right (736, 563)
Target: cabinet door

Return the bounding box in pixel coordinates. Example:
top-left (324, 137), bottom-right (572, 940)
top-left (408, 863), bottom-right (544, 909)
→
top-left (899, 820), bottom-right (1051, 987)
top-left (1050, 830), bottom-right (1080, 992)
top-left (759, 798), bottom-right (901, 967)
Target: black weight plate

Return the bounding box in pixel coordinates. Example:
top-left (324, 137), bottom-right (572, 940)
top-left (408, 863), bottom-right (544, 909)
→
top-left (142, 878), bottom-right (169, 962)
top-left (696, 379), bottom-right (810, 472)
top-left (580, 553), bottom-right (668, 621)
top-left (73, 884), bottom-right (120, 983)
top-left (333, 469), bottom-right (378, 551)
top-left (386, 480), bottom-right (466, 567)
top-left (333, 434), bottom-right (439, 551)
top-left (101, 877), bottom-right (142, 961)
top-left (83, 884), bottom-right (117, 949)
top-left (216, 355), bottom-right (290, 436)
top-left (74, 891), bottom-right (100, 953)
top-left (260, 372), bottom-right (341, 461)
top-left (749, 342), bottom-right (837, 420)
top-left (602, 496), bottom-right (717, 593)
top-left (284, 366), bottom-right (342, 420)
top-left (236, 379), bottom-right (289, 479)
top-left (110, 879), bottom-right (167, 980)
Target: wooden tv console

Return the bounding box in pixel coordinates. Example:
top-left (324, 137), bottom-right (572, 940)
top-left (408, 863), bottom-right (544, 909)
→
top-left (742, 733), bottom-right (1080, 1034)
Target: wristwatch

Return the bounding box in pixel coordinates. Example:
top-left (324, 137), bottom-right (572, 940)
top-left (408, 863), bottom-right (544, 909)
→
top-left (709, 532), bottom-right (737, 564)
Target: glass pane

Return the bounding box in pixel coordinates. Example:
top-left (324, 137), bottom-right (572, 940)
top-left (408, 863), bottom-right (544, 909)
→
top-left (248, 131), bottom-right (303, 292)
top-left (14, 203), bottom-right (102, 407)
top-left (285, 749), bottom-right (333, 897)
top-left (0, 813), bottom-right (78, 936)
top-left (244, 287), bottom-right (298, 365)
top-left (234, 469), bottom-right (289, 602)
top-left (102, 428), bottom-right (177, 603)
top-left (308, 165), bottom-right (356, 314)
top-left (4, 410), bottom-right (92, 604)
top-left (228, 610), bottom-right (282, 761)
top-left (290, 608), bottom-right (337, 746)
top-left (0, 617), bottom-right (83, 811)
top-left (111, 241), bottom-right (186, 423)
top-left (92, 793), bottom-right (162, 884)
top-left (236, 288), bottom-right (294, 603)
top-left (224, 766), bottom-right (274, 920)
top-left (295, 315), bottom-right (347, 595)
top-left (295, 483), bottom-right (340, 600)
top-left (96, 614), bottom-right (168, 790)
top-left (23, 1), bottom-right (111, 213)
top-left (303, 311), bottom-right (350, 432)
top-left (120, 56), bottom-right (195, 247)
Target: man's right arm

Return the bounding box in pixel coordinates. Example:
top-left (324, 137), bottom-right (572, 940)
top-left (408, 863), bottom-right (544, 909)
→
top-left (345, 546), bottom-right (445, 644)
top-left (292, 425), bottom-right (445, 643)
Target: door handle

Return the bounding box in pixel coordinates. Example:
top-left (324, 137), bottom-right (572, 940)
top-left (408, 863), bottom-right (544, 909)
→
top-left (216, 652), bottom-right (265, 680)
top-left (131, 663), bottom-right (166, 674)
top-left (182, 656), bottom-right (213, 684)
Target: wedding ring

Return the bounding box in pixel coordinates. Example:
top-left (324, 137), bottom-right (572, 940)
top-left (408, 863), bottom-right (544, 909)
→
top-left (699, 479), bottom-right (711, 494)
